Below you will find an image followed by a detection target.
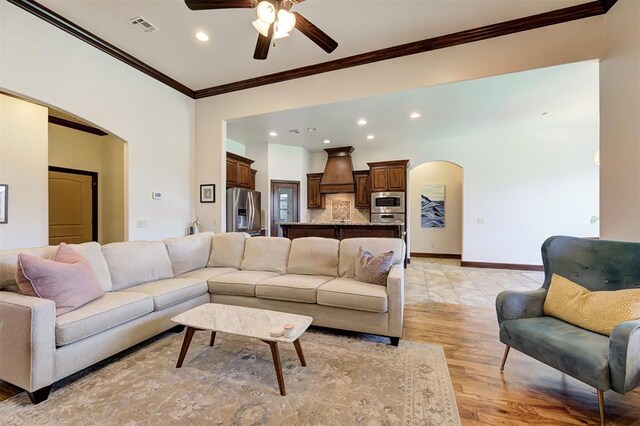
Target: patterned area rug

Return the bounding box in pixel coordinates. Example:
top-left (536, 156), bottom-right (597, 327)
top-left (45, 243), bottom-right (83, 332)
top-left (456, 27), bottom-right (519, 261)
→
top-left (0, 330), bottom-right (460, 425)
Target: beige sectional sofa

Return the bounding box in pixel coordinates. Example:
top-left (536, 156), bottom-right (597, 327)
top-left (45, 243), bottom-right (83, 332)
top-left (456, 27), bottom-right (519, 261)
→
top-left (0, 233), bottom-right (405, 404)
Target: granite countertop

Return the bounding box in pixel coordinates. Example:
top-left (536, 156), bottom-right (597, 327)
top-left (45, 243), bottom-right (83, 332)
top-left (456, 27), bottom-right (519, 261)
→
top-left (277, 222), bottom-right (402, 226)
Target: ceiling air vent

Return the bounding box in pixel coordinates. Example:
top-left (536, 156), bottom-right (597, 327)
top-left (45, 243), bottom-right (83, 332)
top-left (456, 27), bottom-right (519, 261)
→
top-left (128, 16), bottom-right (159, 33)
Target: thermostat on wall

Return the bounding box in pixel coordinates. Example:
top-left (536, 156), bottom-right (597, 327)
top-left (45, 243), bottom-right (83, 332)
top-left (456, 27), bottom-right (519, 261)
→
top-left (152, 192), bottom-right (162, 200)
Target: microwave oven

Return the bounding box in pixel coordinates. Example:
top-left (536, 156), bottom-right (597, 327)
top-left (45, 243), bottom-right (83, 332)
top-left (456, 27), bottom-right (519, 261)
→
top-left (371, 192), bottom-right (405, 214)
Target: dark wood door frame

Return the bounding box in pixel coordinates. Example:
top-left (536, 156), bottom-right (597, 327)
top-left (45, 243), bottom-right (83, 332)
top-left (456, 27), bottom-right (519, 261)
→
top-left (270, 180), bottom-right (300, 237)
top-left (49, 166), bottom-right (98, 242)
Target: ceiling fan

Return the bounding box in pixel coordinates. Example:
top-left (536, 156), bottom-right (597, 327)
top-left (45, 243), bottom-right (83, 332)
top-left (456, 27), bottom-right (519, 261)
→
top-left (185, 0), bottom-right (338, 60)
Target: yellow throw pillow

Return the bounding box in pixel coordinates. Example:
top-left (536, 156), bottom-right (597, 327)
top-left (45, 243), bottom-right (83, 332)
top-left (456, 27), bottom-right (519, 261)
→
top-left (543, 274), bottom-right (640, 336)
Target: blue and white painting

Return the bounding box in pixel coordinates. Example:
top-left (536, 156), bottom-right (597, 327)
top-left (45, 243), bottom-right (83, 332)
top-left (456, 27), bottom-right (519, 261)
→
top-left (421, 184), bottom-right (445, 228)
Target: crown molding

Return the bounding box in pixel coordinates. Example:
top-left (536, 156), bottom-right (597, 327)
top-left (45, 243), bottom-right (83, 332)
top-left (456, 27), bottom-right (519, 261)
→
top-left (194, 1), bottom-right (608, 98)
top-left (6, 0), bottom-right (195, 98)
top-left (7, 0), bottom-right (618, 100)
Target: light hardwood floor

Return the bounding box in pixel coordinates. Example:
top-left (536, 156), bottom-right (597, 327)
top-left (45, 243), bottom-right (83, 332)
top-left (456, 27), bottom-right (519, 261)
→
top-left (1, 301), bottom-right (639, 424)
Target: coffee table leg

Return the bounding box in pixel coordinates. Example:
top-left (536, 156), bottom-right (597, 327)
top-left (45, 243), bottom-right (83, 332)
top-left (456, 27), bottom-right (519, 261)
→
top-left (293, 338), bottom-right (307, 367)
top-left (265, 341), bottom-right (286, 396)
top-left (176, 326), bottom-right (197, 368)
top-left (209, 331), bottom-right (216, 347)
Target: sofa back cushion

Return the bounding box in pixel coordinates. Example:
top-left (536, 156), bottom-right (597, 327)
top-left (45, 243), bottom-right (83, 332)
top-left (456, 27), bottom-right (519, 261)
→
top-left (0, 242), bottom-right (112, 293)
top-left (16, 243), bottom-right (105, 316)
top-left (287, 237), bottom-right (339, 277)
top-left (241, 237), bottom-right (291, 274)
top-left (208, 233), bottom-right (250, 269)
top-left (339, 238), bottom-right (405, 278)
top-left (164, 232), bottom-right (213, 276)
top-left (69, 242), bottom-right (113, 292)
top-left (102, 241), bottom-right (173, 290)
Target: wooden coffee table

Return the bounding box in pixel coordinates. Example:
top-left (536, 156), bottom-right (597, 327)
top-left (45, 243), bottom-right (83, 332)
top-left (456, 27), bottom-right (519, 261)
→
top-left (171, 303), bottom-right (313, 396)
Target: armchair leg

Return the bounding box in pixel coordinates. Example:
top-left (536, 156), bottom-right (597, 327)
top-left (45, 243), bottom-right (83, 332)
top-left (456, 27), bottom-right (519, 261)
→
top-left (500, 346), bottom-right (510, 371)
top-left (597, 389), bottom-right (605, 426)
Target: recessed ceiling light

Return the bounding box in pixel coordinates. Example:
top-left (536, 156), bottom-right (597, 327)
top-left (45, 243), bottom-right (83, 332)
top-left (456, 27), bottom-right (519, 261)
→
top-left (323, 139), bottom-right (331, 144)
top-left (357, 119), bottom-right (367, 126)
top-left (195, 32), bottom-right (209, 42)
top-left (307, 127), bottom-right (317, 132)
top-left (410, 112), bottom-right (421, 119)
top-left (366, 135), bottom-right (375, 140)
top-left (269, 131), bottom-right (277, 136)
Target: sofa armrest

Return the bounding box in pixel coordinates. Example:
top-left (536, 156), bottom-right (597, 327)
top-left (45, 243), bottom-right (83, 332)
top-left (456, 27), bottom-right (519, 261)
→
top-left (0, 291), bottom-right (55, 392)
top-left (386, 264), bottom-right (404, 337)
top-left (609, 319), bottom-right (640, 394)
top-left (495, 288), bottom-right (547, 324)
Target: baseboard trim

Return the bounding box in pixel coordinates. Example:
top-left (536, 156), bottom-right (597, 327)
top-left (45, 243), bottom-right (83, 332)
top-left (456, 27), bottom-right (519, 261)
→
top-left (411, 252), bottom-right (462, 259)
top-left (461, 261), bottom-right (544, 271)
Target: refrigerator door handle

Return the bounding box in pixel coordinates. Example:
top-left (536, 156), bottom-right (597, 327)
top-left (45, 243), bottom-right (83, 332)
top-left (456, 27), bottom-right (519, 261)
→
top-left (248, 192), bottom-right (254, 232)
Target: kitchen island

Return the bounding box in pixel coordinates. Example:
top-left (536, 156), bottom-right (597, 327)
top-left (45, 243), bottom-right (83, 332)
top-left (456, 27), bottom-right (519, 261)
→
top-left (278, 222), bottom-right (404, 240)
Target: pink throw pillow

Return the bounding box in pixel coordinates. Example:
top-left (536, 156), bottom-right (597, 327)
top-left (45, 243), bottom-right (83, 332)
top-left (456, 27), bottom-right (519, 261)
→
top-left (16, 243), bottom-right (104, 316)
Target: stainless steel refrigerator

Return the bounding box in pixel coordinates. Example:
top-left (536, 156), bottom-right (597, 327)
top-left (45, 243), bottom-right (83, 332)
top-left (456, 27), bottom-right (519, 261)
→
top-left (226, 188), bottom-right (262, 236)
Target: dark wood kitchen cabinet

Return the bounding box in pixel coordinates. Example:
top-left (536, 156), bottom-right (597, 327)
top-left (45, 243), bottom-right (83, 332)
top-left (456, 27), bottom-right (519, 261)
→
top-left (353, 170), bottom-right (370, 209)
top-left (307, 173), bottom-right (325, 209)
top-left (250, 169), bottom-right (257, 190)
top-left (367, 160), bottom-right (409, 192)
top-left (226, 152), bottom-right (255, 189)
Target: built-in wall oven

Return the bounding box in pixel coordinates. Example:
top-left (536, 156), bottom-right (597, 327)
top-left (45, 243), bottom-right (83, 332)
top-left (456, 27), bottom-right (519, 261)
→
top-left (371, 192), bottom-right (405, 214)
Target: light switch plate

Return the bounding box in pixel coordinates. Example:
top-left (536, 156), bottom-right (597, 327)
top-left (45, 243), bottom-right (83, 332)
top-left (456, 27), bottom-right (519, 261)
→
top-left (152, 192), bottom-right (162, 200)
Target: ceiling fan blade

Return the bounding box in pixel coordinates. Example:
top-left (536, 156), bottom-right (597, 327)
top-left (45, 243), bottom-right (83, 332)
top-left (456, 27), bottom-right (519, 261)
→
top-left (253, 23), bottom-right (273, 60)
top-left (184, 0), bottom-right (257, 10)
top-left (292, 12), bottom-right (338, 53)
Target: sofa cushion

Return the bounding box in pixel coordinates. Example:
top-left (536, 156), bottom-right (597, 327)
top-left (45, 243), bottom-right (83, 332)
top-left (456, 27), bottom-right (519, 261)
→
top-left (354, 247), bottom-right (395, 286)
top-left (317, 278), bottom-right (388, 313)
top-left (544, 273), bottom-right (640, 336)
top-left (16, 243), bottom-right (105, 316)
top-left (339, 238), bottom-right (405, 278)
top-left (208, 270), bottom-right (279, 297)
top-left (287, 237), bottom-right (339, 277)
top-left (178, 267), bottom-right (238, 281)
top-left (500, 316), bottom-right (610, 390)
top-left (102, 241), bottom-right (173, 290)
top-left (0, 242), bottom-right (112, 293)
top-left (208, 233), bottom-right (250, 269)
top-left (55, 292), bottom-right (154, 346)
top-left (241, 237), bottom-right (291, 274)
top-left (69, 242), bottom-right (113, 292)
top-left (164, 232), bottom-right (213, 276)
top-left (257, 274), bottom-right (334, 303)
top-left (121, 278), bottom-right (207, 311)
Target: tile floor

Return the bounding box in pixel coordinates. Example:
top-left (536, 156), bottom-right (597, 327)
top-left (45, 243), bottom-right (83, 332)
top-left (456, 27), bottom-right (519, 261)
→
top-left (404, 257), bottom-right (545, 307)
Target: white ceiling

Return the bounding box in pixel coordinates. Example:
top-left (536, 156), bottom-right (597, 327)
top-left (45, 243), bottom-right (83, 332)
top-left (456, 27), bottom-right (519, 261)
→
top-left (226, 60), bottom-right (599, 153)
top-left (37, 0), bottom-right (586, 90)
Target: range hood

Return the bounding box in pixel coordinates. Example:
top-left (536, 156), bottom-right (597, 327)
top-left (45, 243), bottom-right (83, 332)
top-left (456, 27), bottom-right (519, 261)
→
top-left (320, 146), bottom-right (355, 193)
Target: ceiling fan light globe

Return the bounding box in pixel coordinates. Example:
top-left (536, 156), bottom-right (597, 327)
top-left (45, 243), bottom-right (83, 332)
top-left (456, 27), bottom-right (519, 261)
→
top-left (277, 9), bottom-right (296, 33)
top-left (252, 19), bottom-right (270, 37)
top-left (273, 29), bottom-right (290, 40)
top-left (256, 1), bottom-right (276, 24)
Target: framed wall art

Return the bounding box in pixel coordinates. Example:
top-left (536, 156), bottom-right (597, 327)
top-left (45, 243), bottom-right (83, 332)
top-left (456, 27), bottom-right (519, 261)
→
top-left (0, 184), bottom-right (7, 224)
top-left (200, 184), bottom-right (215, 203)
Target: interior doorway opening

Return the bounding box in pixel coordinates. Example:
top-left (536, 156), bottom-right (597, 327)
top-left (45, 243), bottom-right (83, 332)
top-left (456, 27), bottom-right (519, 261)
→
top-left (48, 109), bottom-right (127, 244)
top-left (409, 161), bottom-right (464, 258)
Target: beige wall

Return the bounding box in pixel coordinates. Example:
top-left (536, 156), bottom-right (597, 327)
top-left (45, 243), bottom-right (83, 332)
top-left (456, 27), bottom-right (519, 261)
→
top-left (0, 94), bottom-right (49, 249)
top-left (600, 0), bottom-right (640, 241)
top-left (48, 123), bottom-right (126, 244)
top-left (409, 162), bottom-right (463, 255)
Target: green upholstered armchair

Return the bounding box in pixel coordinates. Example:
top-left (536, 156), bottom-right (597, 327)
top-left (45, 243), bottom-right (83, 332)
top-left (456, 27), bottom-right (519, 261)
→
top-left (496, 236), bottom-right (640, 426)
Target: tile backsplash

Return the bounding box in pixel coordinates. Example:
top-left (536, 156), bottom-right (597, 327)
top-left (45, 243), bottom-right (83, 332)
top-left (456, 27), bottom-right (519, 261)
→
top-left (305, 193), bottom-right (370, 223)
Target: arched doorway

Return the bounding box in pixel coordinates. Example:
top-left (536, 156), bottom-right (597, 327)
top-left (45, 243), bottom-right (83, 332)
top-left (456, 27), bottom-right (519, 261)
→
top-left (408, 161), bottom-right (463, 257)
